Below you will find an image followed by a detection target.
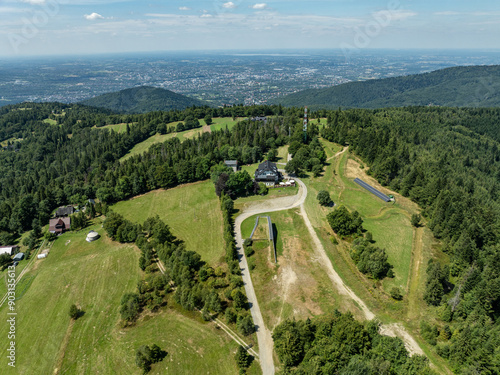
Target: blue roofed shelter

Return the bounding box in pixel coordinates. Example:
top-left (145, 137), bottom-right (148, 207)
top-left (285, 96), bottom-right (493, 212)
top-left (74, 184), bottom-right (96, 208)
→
top-left (13, 253), bottom-right (24, 261)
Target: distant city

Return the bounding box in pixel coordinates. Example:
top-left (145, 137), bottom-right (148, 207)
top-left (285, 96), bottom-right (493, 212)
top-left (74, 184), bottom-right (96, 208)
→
top-left (2, 49), bottom-right (500, 107)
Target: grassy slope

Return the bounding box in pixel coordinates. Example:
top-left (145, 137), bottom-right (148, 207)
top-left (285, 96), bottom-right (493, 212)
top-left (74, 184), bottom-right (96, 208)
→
top-left (93, 123), bottom-right (132, 133)
top-left (119, 117), bottom-right (241, 162)
top-left (301, 140), bottom-right (450, 373)
top-left (111, 181), bottom-right (224, 266)
top-left (0, 221), bottom-right (248, 374)
top-left (240, 210), bottom-right (346, 330)
top-left (0, 223), bottom-right (140, 374)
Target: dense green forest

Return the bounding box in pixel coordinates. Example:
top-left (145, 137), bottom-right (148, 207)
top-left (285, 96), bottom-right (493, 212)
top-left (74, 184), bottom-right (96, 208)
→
top-left (321, 106), bottom-right (500, 374)
top-left (3, 101), bottom-right (500, 373)
top-left (0, 102), bottom-right (307, 244)
top-left (80, 86), bottom-right (209, 114)
top-left (273, 311), bottom-right (435, 374)
top-left (276, 65), bottom-right (500, 110)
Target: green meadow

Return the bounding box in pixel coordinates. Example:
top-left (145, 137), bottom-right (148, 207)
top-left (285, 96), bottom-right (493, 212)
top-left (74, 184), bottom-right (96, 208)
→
top-left (0, 221), bottom-right (247, 374)
top-left (111, 181), bottom-right (224, 266)
top-left (119, 117), bottom-right (242, 161)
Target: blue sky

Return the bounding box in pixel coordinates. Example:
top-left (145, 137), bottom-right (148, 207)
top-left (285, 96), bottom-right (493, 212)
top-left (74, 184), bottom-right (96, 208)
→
top-left (0, 0), bottom-right (499, 56)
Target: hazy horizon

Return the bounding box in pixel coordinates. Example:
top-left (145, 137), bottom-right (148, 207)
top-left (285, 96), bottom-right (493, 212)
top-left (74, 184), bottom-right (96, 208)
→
top-left (1, 1), bottom-right (499, 57)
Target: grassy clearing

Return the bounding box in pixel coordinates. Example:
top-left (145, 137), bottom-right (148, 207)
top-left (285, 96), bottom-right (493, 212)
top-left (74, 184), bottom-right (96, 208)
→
top-left (301, 140), bottom-right (451, 373)
top-left (120, 117), bottom-right (242, 162)
top-left (93, 123), bottom-right (133, 134)
top-left (240, 209), bottom-right (350, 330)
top-left (62, 306), bottom-right (242, 375)
top-left (1, 137), bottom-right (24, 147)
top-left (207, 117), bottom-right (243, 131)
top-left (43, 118), bottom-right (57, 125)
top-left (276, 145), bottom-right (289, 163)
top-left (120, 133), bottom-right (177, 161)
top-left (304, 148), bottom-right (415, 297)
top-left (111, 181), bottom-right (224, 266)
top-left (0, 221), bottom-right (249, 374)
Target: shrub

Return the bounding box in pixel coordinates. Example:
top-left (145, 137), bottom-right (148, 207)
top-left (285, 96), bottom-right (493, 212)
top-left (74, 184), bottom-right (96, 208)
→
top-left (317, 190), bottom-right (332, 206)
top-left (390, 287), bottom-right (403, 300)
top-left (69, 304), bottom-right (80, 320)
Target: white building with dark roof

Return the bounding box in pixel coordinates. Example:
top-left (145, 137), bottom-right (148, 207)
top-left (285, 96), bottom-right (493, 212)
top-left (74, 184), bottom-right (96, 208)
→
top-left (254, 160), bottom-right (281, 186)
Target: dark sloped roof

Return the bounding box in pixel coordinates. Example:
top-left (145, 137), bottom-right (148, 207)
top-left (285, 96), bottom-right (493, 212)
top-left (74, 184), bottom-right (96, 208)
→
top-left (56, 206), bottom-right (74, 217)
top-left (257, 160), bottom-right (277, 172)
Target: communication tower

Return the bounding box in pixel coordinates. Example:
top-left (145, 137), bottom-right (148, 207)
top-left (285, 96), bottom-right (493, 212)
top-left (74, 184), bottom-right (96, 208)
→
top-left (303, 106), bottom-right (308, 142)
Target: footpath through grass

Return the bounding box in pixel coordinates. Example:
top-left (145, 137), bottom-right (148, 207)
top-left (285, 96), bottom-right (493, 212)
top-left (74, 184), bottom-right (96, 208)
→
top-left (239, 209), bottom-right (348, 330)
top-left (0, 222), bottom-right (247, 374)
top-left (301, 140), bottom-right (450, 373)
top-left (112, 181), bottom-right (224, 266)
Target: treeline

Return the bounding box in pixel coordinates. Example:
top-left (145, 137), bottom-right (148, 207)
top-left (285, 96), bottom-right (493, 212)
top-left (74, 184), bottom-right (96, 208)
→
top-left (0, 102), bottom-right (313, 244)
top-left (326, 205), bottom-right (393, 280)
top-left (273, 311), bottom-right (435, 374)
top-left (103, 212), bottom-right (255, 335)
top-left (321, 106), bottom-right (500, 373)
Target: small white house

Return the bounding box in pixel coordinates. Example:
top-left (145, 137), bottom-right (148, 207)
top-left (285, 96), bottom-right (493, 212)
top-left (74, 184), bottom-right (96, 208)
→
top-left (0, 246), bottom-right (19, 256)
top-left (37, 253), bottom-right (47, 259)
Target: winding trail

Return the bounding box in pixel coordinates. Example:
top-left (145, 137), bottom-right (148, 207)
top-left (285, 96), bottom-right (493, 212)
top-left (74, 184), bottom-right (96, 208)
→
top-left (234, 180), bottom-right (306, 375)
top-left (234, 148), bottom-right (424, 373)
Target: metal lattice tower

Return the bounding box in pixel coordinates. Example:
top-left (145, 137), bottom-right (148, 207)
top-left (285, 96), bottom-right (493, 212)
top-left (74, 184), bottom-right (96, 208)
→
top-left (303, 106), bottom-right (308, 142)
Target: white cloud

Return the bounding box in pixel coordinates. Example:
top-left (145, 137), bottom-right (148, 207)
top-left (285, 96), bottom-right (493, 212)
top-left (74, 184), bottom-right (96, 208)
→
top-left (372, 9), bottom-right (417, 21)
top-left (0, 6), bottom-right (26, 13)
top-left (201, 14), bottom-right (213, 18)
top-left (179, 6), bottom-right (191, 11)
top-left (252, 3), bottom-right (268, 10)
top-left (223, 2), bottom-right (236, 9)
top-left (84, 12), bottom-right (105, 20)
top-left (19, 0), bottom-right (46, 4)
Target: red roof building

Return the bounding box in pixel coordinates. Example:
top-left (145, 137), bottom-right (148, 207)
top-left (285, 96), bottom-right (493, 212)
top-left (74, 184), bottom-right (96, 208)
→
top-left (49, 217), bottom-right (71, 234)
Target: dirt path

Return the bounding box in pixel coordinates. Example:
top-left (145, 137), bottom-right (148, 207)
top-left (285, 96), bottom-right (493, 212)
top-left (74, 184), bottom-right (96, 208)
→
top-left (235, 157), bottom-right (426, 372)
top-left (298, 196), bottom-right (375, 320)
top-left (407, 226), bottom-right (424, 320)
top-left (234, 178), bottom-right (306, 375)
top-left (380, 323), bottom-right (424, 356)
top-left (327, 146), bottom-right (346, 161)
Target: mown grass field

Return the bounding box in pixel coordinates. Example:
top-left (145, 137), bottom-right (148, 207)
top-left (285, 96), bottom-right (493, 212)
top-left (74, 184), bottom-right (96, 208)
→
top-left (111, 181), bottom-right (224, 266)
top-left (0, 223), bottom-right (140, 374)
top-left (43, 118), bottom-right (58, 125)
top-left (0, 222), bottom-right (249, 374)
top-left (119, 117), bottom-right (242, 161)
top-left (301, 139), bottom-right (450, 373)
top-left (94, 122), bottom-right (132, 133)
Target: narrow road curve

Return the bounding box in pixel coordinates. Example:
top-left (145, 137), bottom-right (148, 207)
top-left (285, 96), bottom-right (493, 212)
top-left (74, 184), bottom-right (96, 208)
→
top-left (235, 161), bottom-right (424, 373)
top-left (234, 180), bottom-right (306, 375)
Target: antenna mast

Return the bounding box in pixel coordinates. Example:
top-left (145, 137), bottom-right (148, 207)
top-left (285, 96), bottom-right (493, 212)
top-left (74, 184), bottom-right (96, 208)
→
top-left (303, 106), bottom-right (308, 142)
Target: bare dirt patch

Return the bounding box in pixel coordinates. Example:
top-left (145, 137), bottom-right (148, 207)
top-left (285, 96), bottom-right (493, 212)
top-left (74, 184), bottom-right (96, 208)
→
top-left (379, 323), bottom-right (424, 356)
top-left (202, 125), bottom-right (212, 133)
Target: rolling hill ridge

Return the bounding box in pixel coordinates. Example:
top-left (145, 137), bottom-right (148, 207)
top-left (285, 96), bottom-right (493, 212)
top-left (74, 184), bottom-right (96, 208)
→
top-left (80, 86), bottom-right (209, 114)
top-left (276, 65), bottom-right (500, 109)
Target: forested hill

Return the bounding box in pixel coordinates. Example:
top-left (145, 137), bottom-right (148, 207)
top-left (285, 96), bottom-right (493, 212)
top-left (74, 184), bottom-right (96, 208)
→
top-left (80, 86), bottom-right (209, 114)
top-left (276, 65), bottom-right (500, 109)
